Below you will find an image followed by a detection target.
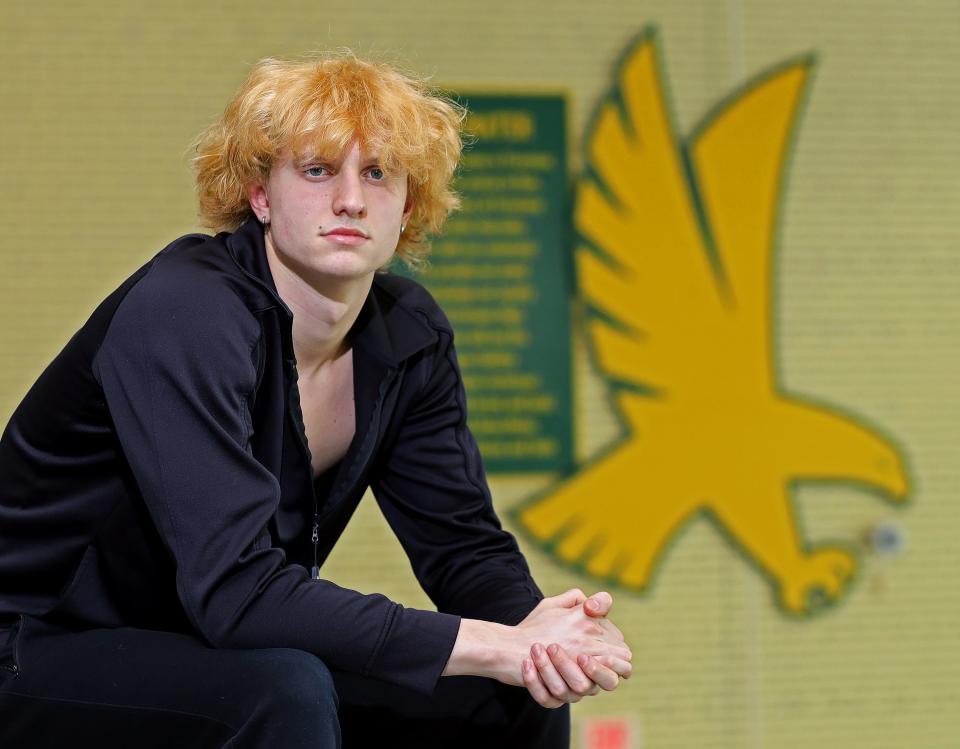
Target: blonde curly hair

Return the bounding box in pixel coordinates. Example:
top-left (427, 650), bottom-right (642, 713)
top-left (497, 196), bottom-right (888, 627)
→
top-left (192, 52), bottom-right (464, 265)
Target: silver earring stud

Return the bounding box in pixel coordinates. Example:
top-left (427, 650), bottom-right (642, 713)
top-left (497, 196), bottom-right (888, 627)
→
top-left (400, 224), bottom-right (406, 234)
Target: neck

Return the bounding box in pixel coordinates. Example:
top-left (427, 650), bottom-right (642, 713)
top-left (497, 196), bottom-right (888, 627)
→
top-left (264, 235), bottom-right (372, 377)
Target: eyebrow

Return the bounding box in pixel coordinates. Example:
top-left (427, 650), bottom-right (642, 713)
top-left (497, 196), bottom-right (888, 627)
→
top-left (293, 151), bottom-right (383, 168)
top-left (294, 153), bottom-right (333, 166)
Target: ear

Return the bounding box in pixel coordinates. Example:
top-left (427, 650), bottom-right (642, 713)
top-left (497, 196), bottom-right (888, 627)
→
top-left (247, 180), bottom-right (270, 220)
top-left (401, 196), bottom-right (414, 227)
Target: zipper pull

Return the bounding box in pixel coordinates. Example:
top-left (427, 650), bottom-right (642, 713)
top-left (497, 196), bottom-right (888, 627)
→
top-left (310, 514), bottom-right (320, 580)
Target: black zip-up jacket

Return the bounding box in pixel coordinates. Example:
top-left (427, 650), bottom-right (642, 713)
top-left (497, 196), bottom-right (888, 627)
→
top-left (0, 219), bottom-right (542, 693)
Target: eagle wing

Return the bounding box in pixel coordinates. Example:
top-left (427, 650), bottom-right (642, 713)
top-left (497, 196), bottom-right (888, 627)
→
top-left (687, 58), bottom-right (812, 371)
top-left (575, 34), bottom-right (722, 395)
top-left (577, 33), bottom-right (812, 398)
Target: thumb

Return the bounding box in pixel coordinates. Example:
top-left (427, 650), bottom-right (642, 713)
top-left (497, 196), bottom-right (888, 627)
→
top-left (584, 591), bottom-right (613, 617)
top-left (541, 588), bottom-right (587, 609)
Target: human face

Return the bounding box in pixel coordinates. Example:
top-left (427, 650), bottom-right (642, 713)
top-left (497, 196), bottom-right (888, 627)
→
top-left (249, 141), bottom-right (412, 285)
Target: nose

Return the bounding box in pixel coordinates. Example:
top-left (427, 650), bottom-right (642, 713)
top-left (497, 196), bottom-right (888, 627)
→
top-left (331, 169), bottom-right (366, 219)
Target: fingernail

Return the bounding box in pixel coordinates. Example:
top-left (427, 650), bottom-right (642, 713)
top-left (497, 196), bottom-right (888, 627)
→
top-left (578, 654), bottom-right (589, 667)
top-left (548, 643), bottom-right (559, 656)
top-left (587, 599), bottom-right (598, 611)
top-left (532, 643), bottom-right (543, 658)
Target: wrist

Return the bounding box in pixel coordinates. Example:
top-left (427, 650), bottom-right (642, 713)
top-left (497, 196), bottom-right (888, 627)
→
top-left (442, 618), bottom-right (519, 683)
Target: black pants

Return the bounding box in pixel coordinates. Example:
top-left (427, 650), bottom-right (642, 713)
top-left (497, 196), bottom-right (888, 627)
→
top-left (0, 616), bottom-right (569, 748)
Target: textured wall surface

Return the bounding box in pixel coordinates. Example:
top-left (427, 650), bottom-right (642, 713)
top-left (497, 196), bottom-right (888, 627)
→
top-left (1, 2), bottom-right (957, 746)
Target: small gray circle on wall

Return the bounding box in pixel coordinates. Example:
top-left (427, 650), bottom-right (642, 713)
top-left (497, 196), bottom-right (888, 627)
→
top-left (868, 521), bottom-right (906, 558)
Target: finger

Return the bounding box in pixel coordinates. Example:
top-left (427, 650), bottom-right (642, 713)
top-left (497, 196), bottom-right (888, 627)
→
top-left (546, 644), bottom-right (596, 697)
top-left (581, 626), bottom-right (631, 657)
top-left (577, 654), bottom-right (621, 691)
top-left (523, 657), bottom-right (563, 708)
top-left (592, 654), bottom-right (633, 680)
top-left (585, 627), bottom-right (631, 659)
top-left (530, 588), bottom-right (585, 616)
top-left (584, 591), bottom-right (613, 617)
top-left (548, 588), bottom-right (587, 609)
top-left (597, 616), bottom-right (625, 642)
top-left (531, 643), bottom-right (578, 702)
top-left (584, 642), bottom-right (633, 663)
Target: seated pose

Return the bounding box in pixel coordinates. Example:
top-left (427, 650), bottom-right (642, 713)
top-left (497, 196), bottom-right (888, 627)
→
top-left (0, 52), bottom-right (632, 748)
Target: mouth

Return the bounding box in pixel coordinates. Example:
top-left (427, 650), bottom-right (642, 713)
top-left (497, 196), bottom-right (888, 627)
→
top-left (321, 226), bottom-right (369, 246)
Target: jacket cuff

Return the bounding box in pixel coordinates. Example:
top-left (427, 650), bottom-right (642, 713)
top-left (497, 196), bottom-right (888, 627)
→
top-left (365, 606), bottom-right (461, 694)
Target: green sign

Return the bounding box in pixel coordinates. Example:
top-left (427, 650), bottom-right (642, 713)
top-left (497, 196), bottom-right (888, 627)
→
top-left (401, 93), bottom-right (572, 473)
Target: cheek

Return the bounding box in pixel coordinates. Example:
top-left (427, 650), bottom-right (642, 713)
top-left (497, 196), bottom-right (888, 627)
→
top-left (378, 194), bottom-right (409, 223)
top-left (289, 190), bottom-right (321, 214)
top-left (276, 193), bottom-right (322, 229)
top-left (270, 208), bottom-right (309, 250)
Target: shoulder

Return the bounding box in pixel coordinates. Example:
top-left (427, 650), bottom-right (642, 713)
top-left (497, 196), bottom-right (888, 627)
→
top-left (140, 233), bottom-right (251, 307)
top-left (105, 233), bottom-right (261, 353)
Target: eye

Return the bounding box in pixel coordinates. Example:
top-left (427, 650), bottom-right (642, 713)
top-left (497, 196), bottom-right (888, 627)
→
top-left (305, 165), bottom-right (329, 178)
top-left (366, 166), bottom-right (386, 181)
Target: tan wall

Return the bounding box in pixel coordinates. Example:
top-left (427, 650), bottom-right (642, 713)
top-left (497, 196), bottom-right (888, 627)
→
top-left (2, 2), bottom-right (957, 746)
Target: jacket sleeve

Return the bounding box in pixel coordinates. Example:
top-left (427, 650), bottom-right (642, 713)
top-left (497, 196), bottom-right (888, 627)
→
top-left (371, 327), bottom-right (543, 626)
top-left (93, 263), bottom-right (459, 694)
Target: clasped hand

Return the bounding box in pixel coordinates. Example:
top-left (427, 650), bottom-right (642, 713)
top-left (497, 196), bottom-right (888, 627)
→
top-left (516, 588), bottom-right (632, 708)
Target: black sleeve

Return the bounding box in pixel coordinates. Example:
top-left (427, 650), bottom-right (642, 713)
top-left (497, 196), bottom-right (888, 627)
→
top-left (371, 329), bottom-right (543, 626)
top-left (93, 263), bottom-right (459, 694)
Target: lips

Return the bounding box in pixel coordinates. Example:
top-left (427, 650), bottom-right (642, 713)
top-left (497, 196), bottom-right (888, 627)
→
top-left (324, 227), bottom-right (367, 237)
top-left (321, 227), bottom-right (369, 245)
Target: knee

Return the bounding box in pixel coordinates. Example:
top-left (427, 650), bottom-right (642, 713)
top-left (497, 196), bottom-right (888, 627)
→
top-left (253, 648), bottom-right (339, 716)
top-left (228, 649), bottom-right (339, 748)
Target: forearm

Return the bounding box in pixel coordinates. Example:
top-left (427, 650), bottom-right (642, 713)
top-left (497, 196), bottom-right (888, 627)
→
top-left (441, 618), bottom-right (522, 685)
top-left (190, 565), bottom-right (461, 694)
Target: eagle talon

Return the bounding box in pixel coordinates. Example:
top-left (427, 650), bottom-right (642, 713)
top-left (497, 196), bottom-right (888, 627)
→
top-left (779, 548), bottom-right (857, 613)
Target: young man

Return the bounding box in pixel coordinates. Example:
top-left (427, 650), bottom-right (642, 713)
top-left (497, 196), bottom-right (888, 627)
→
top-left (0, 53), bottom-right (631, 747)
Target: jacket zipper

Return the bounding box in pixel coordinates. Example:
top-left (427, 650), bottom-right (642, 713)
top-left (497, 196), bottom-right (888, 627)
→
top-left (286, 357), bottom-right (322, 581)
top-left (310, 514), bottom-right (320, 580)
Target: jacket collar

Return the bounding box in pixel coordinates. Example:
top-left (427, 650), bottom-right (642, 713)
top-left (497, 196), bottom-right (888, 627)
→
top-left (224, 218), bottom-right (437, 366)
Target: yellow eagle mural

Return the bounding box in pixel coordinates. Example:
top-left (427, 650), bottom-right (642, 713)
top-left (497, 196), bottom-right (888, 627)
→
top-left (514, 30), bottom-right (910, 615)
